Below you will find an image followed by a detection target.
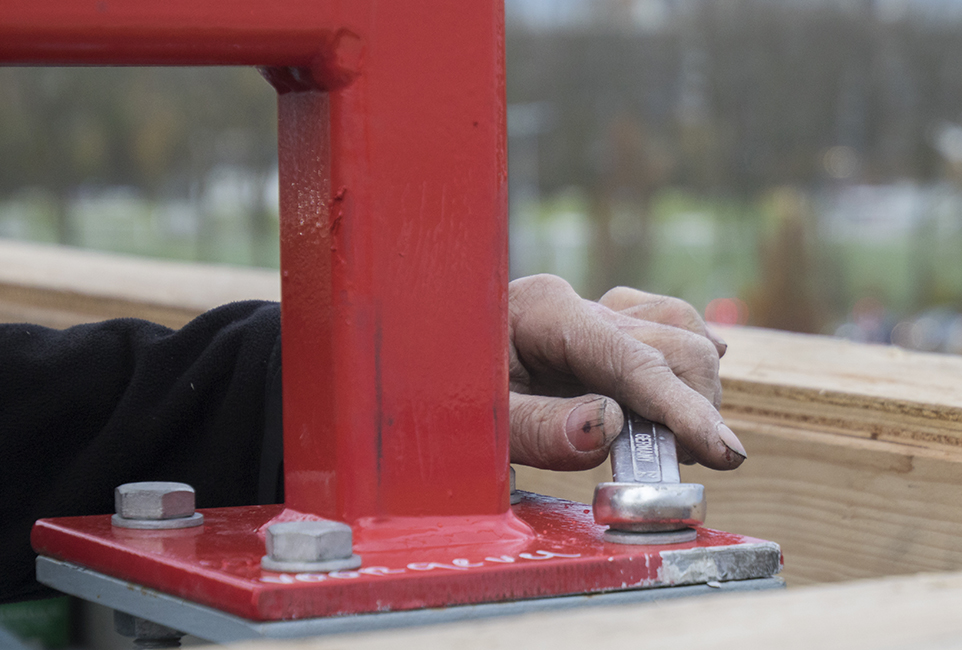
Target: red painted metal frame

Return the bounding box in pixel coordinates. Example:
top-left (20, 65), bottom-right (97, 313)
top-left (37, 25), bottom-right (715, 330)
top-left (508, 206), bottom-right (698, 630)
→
top-left (3, 0), bottom-right (510, 521)
top-left (7, 0), bottom-right (774, 621)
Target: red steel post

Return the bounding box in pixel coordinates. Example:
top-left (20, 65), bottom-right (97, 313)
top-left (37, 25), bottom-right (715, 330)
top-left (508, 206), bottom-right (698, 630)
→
top-left (271, 5), bottom-right (510, 522)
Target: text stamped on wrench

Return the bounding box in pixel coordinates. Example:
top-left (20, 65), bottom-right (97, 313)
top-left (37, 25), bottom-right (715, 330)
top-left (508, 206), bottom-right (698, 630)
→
top-left (612, 416), bottom-right (680, 484)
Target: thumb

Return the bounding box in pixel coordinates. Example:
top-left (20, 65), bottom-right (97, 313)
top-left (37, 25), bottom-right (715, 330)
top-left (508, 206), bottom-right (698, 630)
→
top-left (509, 393), bottom-right (624, 470)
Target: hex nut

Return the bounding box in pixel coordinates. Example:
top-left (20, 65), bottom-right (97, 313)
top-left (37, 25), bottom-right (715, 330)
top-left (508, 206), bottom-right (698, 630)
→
top-left (261, 520), bottom-right (362, 573)
top-left (593, 481), bottom-right (705, 532)
top-left (115, 482), bottom-right (195, 520)
top-left (112, 482), bottom-right (204, 530)
top-left (267, 520), bottom-right (352, 562)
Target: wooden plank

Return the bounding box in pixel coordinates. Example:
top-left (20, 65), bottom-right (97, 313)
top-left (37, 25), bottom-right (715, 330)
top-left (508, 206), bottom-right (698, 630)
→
top-left (683, 428), bottom-right (962, 586)
top-left (229, 570), bottom-right (962, 650)
top-left (515, 326), bottom-right (962, 586)
top-left (0, 239), bottom-right (279, 328)
top-left (708, 327), bottom-right (962, 584)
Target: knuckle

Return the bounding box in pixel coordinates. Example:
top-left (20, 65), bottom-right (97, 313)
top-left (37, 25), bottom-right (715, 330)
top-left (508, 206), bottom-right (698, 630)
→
top-left (688, 331), bottom-right (720, 366)
top-left (677, 331), bottom-right (720, 379)
top-left (510, 274), bottom-right (580, 324)
top-left (510, 396), bottom-right (574, 469)
top-left (512, 395), bottom-right (549, 437)
top-left (658, 296), bottom-right (704, 331)
top-left (619, 342), bottom-right (670, 382)
top-left (599, 286), bottom-right (637, 308)
top-left (678, 334), bottom-right (722, 404)
top-left (512, 273), bottom-right (574, 298)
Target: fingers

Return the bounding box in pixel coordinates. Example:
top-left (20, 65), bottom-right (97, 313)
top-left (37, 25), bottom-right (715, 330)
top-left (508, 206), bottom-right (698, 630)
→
top-left (587, 303), bottom-right (722, 408)
top-left (598, 286), bottom-right (727, 357)
top-left (509, 392), bottom-right (624, 470)
top-left (510, 275), bottom-right (745, 470)
top-left (574, 332), bottom-right (744, 470)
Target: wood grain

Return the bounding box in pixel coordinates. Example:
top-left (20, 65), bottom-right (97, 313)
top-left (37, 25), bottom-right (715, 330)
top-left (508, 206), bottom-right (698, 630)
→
top-left (684, 428), bottom-right (962, 585)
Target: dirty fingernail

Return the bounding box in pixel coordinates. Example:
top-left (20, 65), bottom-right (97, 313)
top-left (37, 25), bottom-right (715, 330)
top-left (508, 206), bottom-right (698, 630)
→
top-left (716, 423), bottom-right (747, 461)
top-left (706, 326), bottom-right (728, 358)
top-left (566, 397), bottom-right (622, 452)
top-left (715, 340), bottom-right (728, 358)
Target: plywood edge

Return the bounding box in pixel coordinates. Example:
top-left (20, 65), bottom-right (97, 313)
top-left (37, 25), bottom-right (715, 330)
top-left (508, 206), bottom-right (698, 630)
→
top-left (718, 325), bottom-right (962, 409)
top-left (0, 239), bottom-right (280, 327)
top-left (722, 379), bottom-right (962, 456)
top-left (719, 326), bottom-right (962, 456)
top-left (720, 412), bottom-right (962, 462)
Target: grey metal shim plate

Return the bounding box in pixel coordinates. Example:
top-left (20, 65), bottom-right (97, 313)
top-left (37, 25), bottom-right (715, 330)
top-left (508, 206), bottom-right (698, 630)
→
top-left (37, 556), bottom-right (784, 644)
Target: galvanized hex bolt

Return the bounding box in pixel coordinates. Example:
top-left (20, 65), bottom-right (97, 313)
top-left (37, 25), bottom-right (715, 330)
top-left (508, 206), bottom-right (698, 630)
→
top-left (261, 520), bottom-right (362, 573)
top-left (111, 482), bottom-right (204, 530)
top-left (510, 466), bottom-right (521, 505)
top-left (593, 411), bottom-right (705, 545)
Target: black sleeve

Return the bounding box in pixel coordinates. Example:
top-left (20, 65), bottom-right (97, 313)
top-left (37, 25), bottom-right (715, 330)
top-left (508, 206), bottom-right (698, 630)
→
top-left (0, 301), bottom-right (283, 603)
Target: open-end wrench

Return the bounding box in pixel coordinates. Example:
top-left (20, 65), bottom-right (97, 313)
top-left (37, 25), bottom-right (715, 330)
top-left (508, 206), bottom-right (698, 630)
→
top-left (592, 410), bottom-right (706, 544)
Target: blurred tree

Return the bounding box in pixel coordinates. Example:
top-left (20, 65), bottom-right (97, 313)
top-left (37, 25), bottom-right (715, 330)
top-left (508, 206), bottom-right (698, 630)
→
top-left (0, 67), bottom-right (276, 261)
top-left (747, 187), bottom-right (825, 333)
top-left (506, 0), bottom-right (962, 326)
top-left (507, 27), bottom-right (679, 296)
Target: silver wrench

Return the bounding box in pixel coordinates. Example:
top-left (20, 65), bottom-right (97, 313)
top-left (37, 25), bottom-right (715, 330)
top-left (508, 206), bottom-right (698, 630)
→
top-left (592, 410), bottom-right (706, 544)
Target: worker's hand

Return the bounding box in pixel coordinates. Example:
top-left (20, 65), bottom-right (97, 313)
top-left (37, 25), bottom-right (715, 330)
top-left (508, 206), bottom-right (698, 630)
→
top-left (508, 274), bottom-right (745, 471)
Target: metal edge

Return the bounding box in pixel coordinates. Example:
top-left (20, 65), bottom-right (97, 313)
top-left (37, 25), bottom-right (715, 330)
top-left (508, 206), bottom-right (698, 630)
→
top-left (111, 512), bottom-right (204, 530)
top-left (592, 482), bottom-right (706, 530)
top-left (37, 556), bottom-right (784, 644)
top-left (658, 541), bottom-right (783, 584)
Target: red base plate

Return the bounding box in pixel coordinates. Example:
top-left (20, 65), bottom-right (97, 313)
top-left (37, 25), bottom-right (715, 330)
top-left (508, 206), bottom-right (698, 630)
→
top-left (32, 493), bottom-right (781, 622)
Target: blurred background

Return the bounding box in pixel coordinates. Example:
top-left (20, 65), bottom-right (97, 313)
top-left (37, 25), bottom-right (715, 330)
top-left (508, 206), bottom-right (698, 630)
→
top-left (3, 0), bottom-right (962, 353)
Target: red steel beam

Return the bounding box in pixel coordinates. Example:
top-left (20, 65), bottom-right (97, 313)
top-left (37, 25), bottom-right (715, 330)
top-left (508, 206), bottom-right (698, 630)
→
top-left (0, 0), bottom-right (336, 68)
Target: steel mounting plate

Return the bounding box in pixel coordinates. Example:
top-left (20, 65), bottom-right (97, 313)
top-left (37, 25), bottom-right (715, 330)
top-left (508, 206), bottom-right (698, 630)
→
top-left (32, 492), bottom-right (782, 623)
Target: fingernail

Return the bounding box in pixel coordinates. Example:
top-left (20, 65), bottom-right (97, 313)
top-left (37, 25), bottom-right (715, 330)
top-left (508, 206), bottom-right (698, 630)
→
top-left (566, 397), bottom-right (622, 452)
top-left (716, 340), bottom-right (728, 357)
top-left (716, 423), bottom-right (747, 461)
top-left (706, 326), bottom-right (728, 358)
